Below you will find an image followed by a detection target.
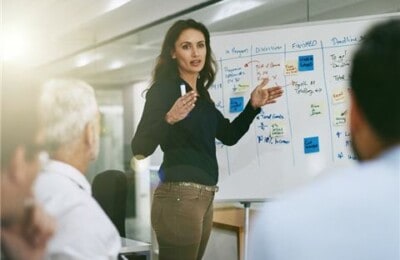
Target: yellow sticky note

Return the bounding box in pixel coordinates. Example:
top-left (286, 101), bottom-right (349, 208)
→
top-left (284, 60), bottom-right (298, 75)
top-left (332, 87), bottom-right (346, 104)
top-left (333, 107), bottom-right (347, 126)
top-left (234, 84), bottom-right (250, 93)
top-left (310, 103), bottom-right (323, 116)
top-left (270, 123), bottom-right (285, 137)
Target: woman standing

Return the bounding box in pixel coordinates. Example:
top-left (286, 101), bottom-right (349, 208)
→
top-left (131, 19), bottom-right (283, 260)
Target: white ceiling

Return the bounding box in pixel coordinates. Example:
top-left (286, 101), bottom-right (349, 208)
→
top-left (2, 0), bottom-right (399, 88)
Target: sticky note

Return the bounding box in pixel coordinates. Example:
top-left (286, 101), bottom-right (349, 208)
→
top-left (229, 96), bottom-right (244, 113)
top-left (332, 87), bottom-right (346, 104)
top-left (234, 84), bottom-right (250, 93)
top-left (304, 136), bottom-right (319, 154)
top-left (310, 103), bottom-right (323, 116)
top-left (284, 60), bottom-right (298, 75)
top-left (270, 123), bottom-right (284, 138)
top-left (298, 55), bottom-right (314, 71)
top-left (333, 107), bottom-right (347, 126)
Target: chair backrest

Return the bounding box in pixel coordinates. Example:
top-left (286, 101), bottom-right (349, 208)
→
top-left (92, 169), bottom-right (127, 237)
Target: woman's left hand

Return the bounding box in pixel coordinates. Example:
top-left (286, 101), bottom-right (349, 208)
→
top-left (250, 78), bottom-right (283, 109)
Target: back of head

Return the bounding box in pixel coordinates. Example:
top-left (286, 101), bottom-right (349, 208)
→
top-left (39, 79), bottom-right (98, 152)
top-left (1, 66), bottom-right (41, 169)
top-left (350, 19), bottom-right (400, 145)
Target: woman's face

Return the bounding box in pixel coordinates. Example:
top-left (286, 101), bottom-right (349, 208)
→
top-left (171, 28), bottom-right (206, 77)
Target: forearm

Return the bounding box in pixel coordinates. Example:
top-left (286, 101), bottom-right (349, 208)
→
top-left (217, 101), bottom-right (260, 145)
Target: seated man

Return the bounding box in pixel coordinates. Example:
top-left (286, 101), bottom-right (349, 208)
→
top-left (250, 19), bottom-right (400, 260)
top-left (34, 79), bottom-right (121, 259)
top-left (1, 69), bottom-right (55, 259)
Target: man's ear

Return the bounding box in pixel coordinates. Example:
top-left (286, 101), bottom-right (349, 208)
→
top-left (84, 122), bottom-right (95, 147)
top-left (6, 146), bottom-right (28, 185)
top-left (349, 91), bottom-right (364, 134)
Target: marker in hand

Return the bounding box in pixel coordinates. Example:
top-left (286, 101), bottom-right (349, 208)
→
top-left (180, 84), bottom-right (186, 96)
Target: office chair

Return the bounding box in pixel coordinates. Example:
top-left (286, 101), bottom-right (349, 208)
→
top-left (92, 169), bottom-right (127, 237)
top-left (93, 170), bottom-right (150, 260)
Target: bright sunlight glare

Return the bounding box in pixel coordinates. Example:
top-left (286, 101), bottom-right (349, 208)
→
top-left (1, 28), bottom-right (30, 62)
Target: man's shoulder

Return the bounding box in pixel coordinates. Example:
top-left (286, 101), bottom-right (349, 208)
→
top-left (251, 155), bottom-right (400, 260)
top-left (34, 169), bottom-right (81, 197)
top-left (257, 158), bottom-right (398, 229)
top-left (34, 170), bottom-right (94, 216)
top-left (34, 171), bottom-right (68, 198)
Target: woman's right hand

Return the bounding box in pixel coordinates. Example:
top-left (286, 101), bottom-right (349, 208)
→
top-left (165, 91), bottom-right (198, 125)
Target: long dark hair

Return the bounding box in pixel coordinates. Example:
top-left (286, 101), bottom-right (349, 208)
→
top-left (152, 19), bottom-right (217, 90)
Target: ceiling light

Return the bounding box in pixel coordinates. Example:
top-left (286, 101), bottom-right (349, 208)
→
top-left (74, 53), bottom-right (103, 67)
top-left (108, 60), bottom-right (124, 70)
top-left (211, 0), bottom-right (263, 23)
top-left (106, 0), bottom-right (131, 12)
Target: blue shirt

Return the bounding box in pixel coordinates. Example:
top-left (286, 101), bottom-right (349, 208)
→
top-left (250, 146), bottom-right (400, 260)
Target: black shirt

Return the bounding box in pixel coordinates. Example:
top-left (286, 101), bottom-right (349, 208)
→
top-left (131, 77), bottom-right (260, 185)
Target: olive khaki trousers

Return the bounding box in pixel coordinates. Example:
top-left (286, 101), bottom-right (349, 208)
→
top-left (151, 183), bottom-right (215, 260)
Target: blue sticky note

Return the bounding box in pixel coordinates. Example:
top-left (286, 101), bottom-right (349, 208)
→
top-left (304, 136), bottom-right (319, 154)
top-left (229, 96), bottom-right (244, 113)
top-left (299, 55), bottom-right (314, 71)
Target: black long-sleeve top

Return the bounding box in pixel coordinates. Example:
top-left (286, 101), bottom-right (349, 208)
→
top-left (131, 77), bottom-right (261, 186)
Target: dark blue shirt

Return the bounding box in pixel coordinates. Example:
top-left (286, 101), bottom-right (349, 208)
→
top-left (131, 77), bottom-right (260, 185)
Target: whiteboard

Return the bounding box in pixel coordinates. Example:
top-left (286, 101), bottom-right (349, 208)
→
top-left (209, 13), bottom-right (400, 201)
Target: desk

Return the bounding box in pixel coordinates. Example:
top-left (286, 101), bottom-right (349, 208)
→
top-left (214, 199), bottom-right (268, 260)
top-left (213, 207), bottom-right (246, 260)
top-left (120, 238), bottom-right (151, 260)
